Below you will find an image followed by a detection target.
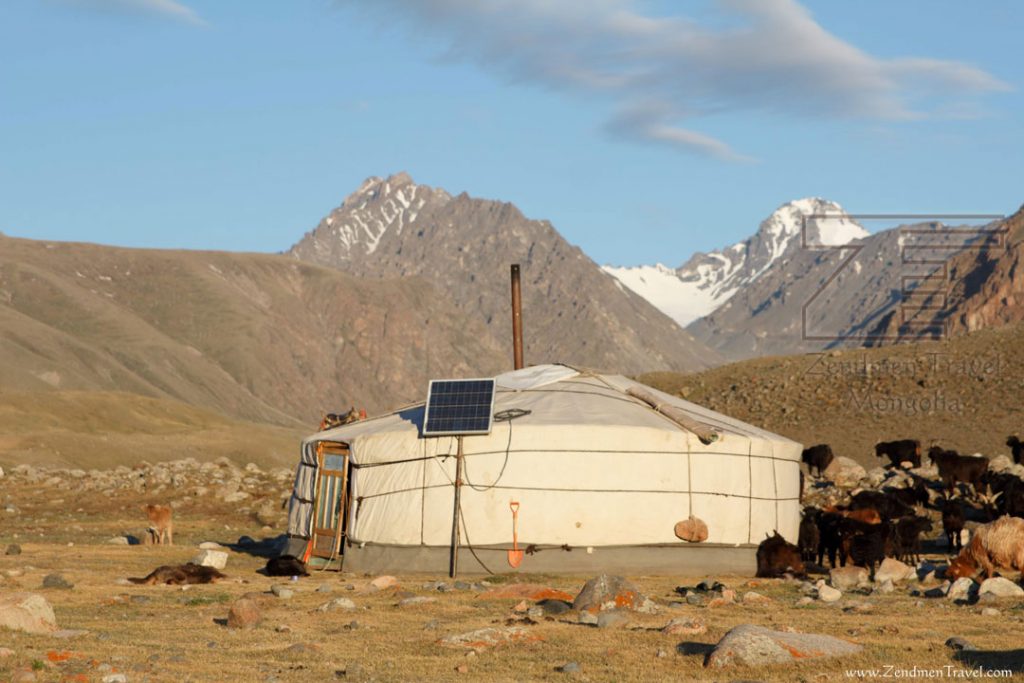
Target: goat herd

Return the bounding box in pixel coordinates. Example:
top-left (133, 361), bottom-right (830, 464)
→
top-left (756, 436), bottom-right (1024, 583)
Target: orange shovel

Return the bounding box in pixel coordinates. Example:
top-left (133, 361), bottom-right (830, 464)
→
top-left (507, 501), bottom-right (524, 568)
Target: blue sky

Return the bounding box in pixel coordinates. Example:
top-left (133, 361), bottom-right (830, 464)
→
top-left (1, 1), bottom-right (1020, 267)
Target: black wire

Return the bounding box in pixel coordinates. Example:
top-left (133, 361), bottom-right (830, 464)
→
top-left (463, 411), bottom-right (520, 492)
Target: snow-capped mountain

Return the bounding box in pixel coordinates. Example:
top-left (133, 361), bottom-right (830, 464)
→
top-left (604, 198), bottom-right (867, 327)
top-left (289, 173), bottom-right (720, 373)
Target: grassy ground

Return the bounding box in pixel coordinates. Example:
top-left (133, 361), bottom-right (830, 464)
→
top-left (2, 483), bottom-right (1024, 682)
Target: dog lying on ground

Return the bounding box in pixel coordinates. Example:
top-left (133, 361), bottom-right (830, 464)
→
top-left (264, 555), bottom-right (310, 577)
top-left (142, 504), bottom-right (173, 545)
top-left (128, 563), bottom-right (226, 585)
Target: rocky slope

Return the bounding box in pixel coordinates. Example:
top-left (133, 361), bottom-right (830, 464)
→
top-left (871, 204), bottom-right (1024, 342)
top-left (0, 235), bottom-right (506, 425)
top-left (640, 320), bottom-right (1024, 469)
top-left (288, 173), bottom-right (718, 374)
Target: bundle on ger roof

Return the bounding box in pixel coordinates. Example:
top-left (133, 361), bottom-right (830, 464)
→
top-left (284, 363), bottom-right (802, 575)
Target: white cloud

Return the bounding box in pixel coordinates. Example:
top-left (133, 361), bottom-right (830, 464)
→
top-left (339, 0), bottom-right (1010, 161)
top-left (62, 0), bottom-right (207, 27)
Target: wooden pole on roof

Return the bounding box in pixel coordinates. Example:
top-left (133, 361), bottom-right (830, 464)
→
top-left (511, 264), bottom-right (524, 370)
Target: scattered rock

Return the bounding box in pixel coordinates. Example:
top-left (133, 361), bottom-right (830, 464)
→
top-left (316, 584), bottom-right (333, 594)
top-left (872, 579), bottom-right (895, 595)
top-left (705, 623), bottom-right (863, 668)
top-left (795, 596), bottom-right (815, 607)
top-left (981, 607), bottom-right (1000, 617)
top-left (874, 558), bottom-right (915, 584)
top-left (318, 598), bottom-right (356, 612)
top-left (399, 596), bottom-right (436, 608)
top-left (439, 627), bottom-right (542, 650)
top-left (572, 574), bottom-right (658, 614)
top-left (369, 575), bottom-right (399, 591)
top-left (478, 584), bottom-right (574, 602)
top-left (270, 585), bottom-right (294, 600)
top-left (596, 611), bottom-right (629, 629)
top-left (42, 573), bottom-right (74, 590)
top-left (662, 617), bottom-right (707, 636)
top-left (817, 582), bottom-right (842, 603)
top-left (5, 543), bottom-right (21, 555)
top-left (829, 566), bottom-right (868, 591)
top-left (741, 591), bottom-right (772, 605)
top-left (227, 598), bottom-right (261, 629)
top-left (536, 599), bottom-right (572, 615)
top-left (198, 541), bottom-right (225, 550)
top-left (978, 577), bottom-right (1024, 599)
top-left (106, 536), bottom-right (130, 545)
top-left (192, 549), bottom-right (229, 570)
top-left (945, 636), bottom-right (977, 652)
top-left (823, 457), bottom-right (867, 488)
top-left (102, 675), bottom-right (128, 683)
top-left (0, 592), bottom-right (58, 634)
top-left (556, 662), bottom-right (581, 673)
top-left (946, 578), bottom-right (977, 602)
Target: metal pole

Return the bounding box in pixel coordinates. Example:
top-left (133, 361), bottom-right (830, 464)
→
top-left (449, 435), bottom-right (464, 578)
top-left (511, 264), bottom-right (524, 370)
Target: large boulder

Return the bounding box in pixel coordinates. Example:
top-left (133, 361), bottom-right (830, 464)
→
top-left (573, 575), bottom-right (657, 614)
top-left (0, 593), bottom-right (58, 634)
top-left (705, 624), bottom-right (863, 668)
top-left (823, 457), bottom-right (867, 488)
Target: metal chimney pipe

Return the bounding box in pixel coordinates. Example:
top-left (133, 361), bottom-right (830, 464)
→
top-left (510, 264), bottom-right (524, 370)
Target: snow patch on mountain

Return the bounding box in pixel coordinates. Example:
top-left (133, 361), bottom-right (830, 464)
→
top-left (604, 198), bottom-right (867, 327)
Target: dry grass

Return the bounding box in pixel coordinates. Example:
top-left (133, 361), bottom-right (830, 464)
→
top-left (3, 484), bottom-right (1024, 682)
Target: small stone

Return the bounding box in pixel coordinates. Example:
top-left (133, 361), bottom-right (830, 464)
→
top-left (0, 647), bottom-right (15, 657)
top-left (227, 598), bottom-right (261, 629)
top-left (106, 536), bottom-right (130, 545)
top-left (454, 664), bottom-right (469, 674)
top-left (369, 575), bottom-right (399, 591)
top-left (655, 649), bottom-right (668, 658)
top-left (795, 596), bottom-right (814, 607)
top-left (275, 624), bottom-right (292, 633)
top-left (42, 574), bottom-right (73, 590)
top-left (829, 567), bottom-right (868, 591)
top-left (5, 543), bottom-right (21, 555)
top-left (557, 662), bottom-right (581, 673)
top-left (191, 550), bottom-right (229, 570)
top-left (398, 596), bottom-right (436, 607)
top-left (198, 541), bottom-right (224, 550)
top-left (423, 620), bottom-right (439, 631)
top-left (102, 675), bottom-right (128, 683)
top-left (981, 607), bottom-right (1000, 617)
top-left (817, 583), bottom-right (842, 603)
top-left (741, 591), bottom-right (772, 605)
top-left (537, 599), bottom-right (573, 615)
top-left (945, 636), bottom-right (977, 652)
top-left (946, 578), bottom-right (977, 602)
top-left (578, 611), bottom-right (598, 626)
top-left (874, 558), bottom-right (915, 584)
top-left (685, 594), bottom-right (705, 606)
top-left (662, 617), bottom-right (707, 636)
top-left (318, 597), bottom-right (356, 612)
top-left (978, 577), bottom-right (1024, 599)
top-left (873, 579), bottom-right (895, 595)
top-left (316, 584), bottom-right (333, 594)
top-left (270, 586), bottom-right (294, 600)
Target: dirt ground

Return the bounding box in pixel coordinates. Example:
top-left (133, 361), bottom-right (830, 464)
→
top-left (2, 481), bottom-right (1024, 683)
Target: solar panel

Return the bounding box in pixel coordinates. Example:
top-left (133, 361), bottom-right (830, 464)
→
top-left (423, 378), bottom-right (496, 436)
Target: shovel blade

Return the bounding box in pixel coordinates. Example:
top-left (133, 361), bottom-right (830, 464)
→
top-left (507, 550), bottom-right (524, 568)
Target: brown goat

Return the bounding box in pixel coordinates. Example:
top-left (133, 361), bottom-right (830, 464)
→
top-left (947, 516), bottom-right (1024, 581)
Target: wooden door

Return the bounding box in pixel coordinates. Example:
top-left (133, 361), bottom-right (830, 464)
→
top-left (310, 442), bottom-right (350, 560)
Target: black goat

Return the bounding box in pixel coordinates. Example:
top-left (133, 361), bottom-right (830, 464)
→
top-left (802, 444), bottom-right (835, 477)
top-left (928, 447), bottom-right (989, 496)
top-left (848, 521), bottom-right (893, 580)
top-left (941, 498), bottom-right (965, 553)
top-left (798, 507), bottom-right (821, 563)
top-left (875, 440), bottom-right (921, 469)
top-left (893, 515), bottom-right (932, 564)
top-left (1008, 436), bottom-right (1023, 465)
top-left (850, 489), bottom-right (914, 520)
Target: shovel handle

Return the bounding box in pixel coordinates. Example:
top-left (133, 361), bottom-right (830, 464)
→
top-left (509, 501), bottom-right (520, 515)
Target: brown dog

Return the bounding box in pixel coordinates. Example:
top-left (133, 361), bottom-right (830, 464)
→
top-left (142, 504), bottom-right (173, 545)
top-left (128, 563), bottom-right (225, 585)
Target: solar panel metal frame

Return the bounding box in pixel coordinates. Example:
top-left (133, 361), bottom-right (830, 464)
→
top-left (422, 378), bottom-right (497, 437)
